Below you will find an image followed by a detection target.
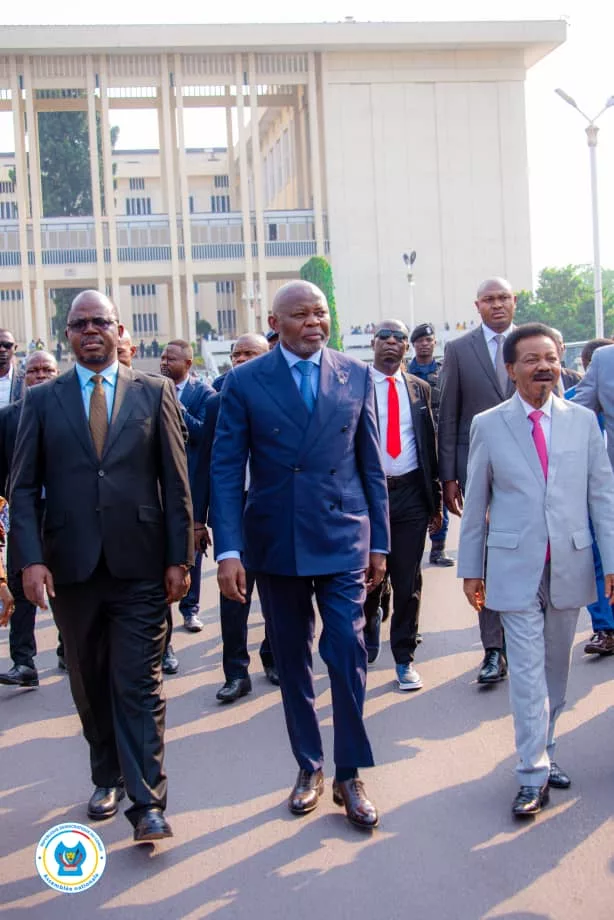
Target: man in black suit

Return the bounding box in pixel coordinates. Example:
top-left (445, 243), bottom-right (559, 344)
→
top-left (10, 290), bottom-right (193, 843)
top-left (438, 277), bottom-right (516, 685)
top-left (0, 327), bottom-right (25, 408)
top-left (551, 328), bottom-right (582, 393)
top-left (363, 320), bottom-right (442, 688)
top-left (0, 351), bottom-right (60, 688)
top-left (193, 331), bottom-right (278, 703)
top-left (160, 339), bottom-right (214, 633)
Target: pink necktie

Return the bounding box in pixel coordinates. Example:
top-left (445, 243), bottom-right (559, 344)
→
top-left (528, 409), bottom-right (550, 562)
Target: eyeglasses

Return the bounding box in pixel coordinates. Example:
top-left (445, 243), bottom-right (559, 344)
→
top-left (0, 341), bottom-right (15, 350)
top-left (67, 317), bottom-right (117, 332)
top-left (374, 329), bottom-right (408, 342)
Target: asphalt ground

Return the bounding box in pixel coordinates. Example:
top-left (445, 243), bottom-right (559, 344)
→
top-left (1, 519), bottom-right (613, 920)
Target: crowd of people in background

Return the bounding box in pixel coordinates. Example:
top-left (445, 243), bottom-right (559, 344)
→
top-left (0, 275), bottom-right (613, 842)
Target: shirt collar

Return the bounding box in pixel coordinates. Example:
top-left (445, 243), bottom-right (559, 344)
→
top-left (75, 360), bottom-right (119, 389)
top-left (372, 366), bottom-right (403, 383)
top-left (280, 342), bottom-right (323, 368)
top-left (482, 323), bottom-right (513, 343)
top-left (175, 374), bottom-right (190, 392)
top-left (516, 391), bottom-right (553, 419)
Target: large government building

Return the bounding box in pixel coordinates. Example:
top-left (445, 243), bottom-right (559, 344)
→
top-left (0, 21), bottom-right (565, 346)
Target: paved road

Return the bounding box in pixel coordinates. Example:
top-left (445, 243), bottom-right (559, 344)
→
top-left (1, 520), bottom-right (613, 919)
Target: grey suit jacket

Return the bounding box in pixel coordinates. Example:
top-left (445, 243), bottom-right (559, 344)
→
top-left (457, 394), bottom-right (614, 612)
top-left (572, 343), bottom-right (614, 469)
top-left (438, 325), bottom-right (515, 488)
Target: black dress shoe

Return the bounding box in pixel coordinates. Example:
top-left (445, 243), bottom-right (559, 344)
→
top-left (87, 785), bottom-right (125, 820)
top-left (512, 784), bottom-right (549, 817)
top-left (429, 542), bottom-right (455, 567)
top-left (333, 778), bottom-right (379, 829)
top-left (162, 645), bottom-right (179, 675)
top-left (364, 608), bottom-right (382, 665)
top-left (548, 761), bottom-right (571, 789)
top-left (57, 656), bottom-right (67, 672)
top-left (133, 807), bottom-right (173, 843)
top-left (288, 768), bottom-right (324, 815)
top-left (263, 665), bottom-right (280, 686)
top-left (0, 664), bottom-right (39, 687)
top-left (477, 649), bottom-right (507, 685)
top-left (216, 676), bottom-right (252, 703)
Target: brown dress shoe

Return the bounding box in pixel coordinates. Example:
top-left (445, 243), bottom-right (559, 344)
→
top-left (332, 778), bottom-right (379, 829)
top-left (584, 631), bottom-right (614, 655)
top-left (288, 768), bottom-right (324, 815)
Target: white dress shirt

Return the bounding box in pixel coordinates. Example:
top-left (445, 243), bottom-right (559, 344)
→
top-left (175, 374), bottom-right (190, 400)
top-left (517, 392), bottom-right (553, 453)
top-left (0, 365), bottom-right (14, 409)
top-left (372, 368), bottom-right (418, 476)
top-left (482, 323), bottom-right (514, 369)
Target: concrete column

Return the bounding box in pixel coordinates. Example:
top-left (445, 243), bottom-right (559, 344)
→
top-left (22, 57), bottom-right (46, 340)
top-left (159, 53), bottom-right (183, 339)
top-left (174, 53), bottom-right (195, 344)
top-left (86, 55), bottom-right (105, 292)
top-left (293, 88), bottom-right (306, 210)
top-left (307, 53), bottom-right (325, 255)
top-left (225, 97), bottom-right (237, 209)
top-left (235, 53), bottom-right (255, 334)
top-left (98, 56), bottom-right (120, 303)
top-left (9, 56), bottom-right (33, 345)
top-left (248, 53), bottom-right (268, 331)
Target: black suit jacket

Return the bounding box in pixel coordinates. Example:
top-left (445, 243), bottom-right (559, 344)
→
top-left (10, 364), bottom-right (194, 585)
top-left (375, 371), bottom-right (442, 516)
top-left (177, 375), bottom-right (215, 484)
top-left (191, 391), bottom-right (221, 523)
top-left (438, 325), bottom-right (516, 488)
top-left (561, 366), bottom-right (582, 392)
top-left (0, 398), bottom-right (21, 495)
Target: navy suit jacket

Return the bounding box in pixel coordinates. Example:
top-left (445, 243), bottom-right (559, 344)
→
top-left (210, 346), bottom-right (390, 576)
top-left (178, 376), bottom-right (215, 484)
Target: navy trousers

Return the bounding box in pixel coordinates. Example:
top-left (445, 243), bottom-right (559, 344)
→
top-left (257, 570), bottom-right (374, 772)
top-left (179, 550), bottom-right (203, 619)
top-left (221, 568), bottom-right (274, 680)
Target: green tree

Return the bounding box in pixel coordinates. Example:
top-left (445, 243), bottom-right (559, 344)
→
top-left (514, 265), bottom-right (614, 342)
top-left (196, 318), bottom-right (214, 338)
top-left (299, 256), bottom-right (343, 351)
top-left (51, 288), bottom-right (88, 342)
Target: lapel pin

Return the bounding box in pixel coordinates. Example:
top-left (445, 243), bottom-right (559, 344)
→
top-left (336, 371), bottom-right (348, 385)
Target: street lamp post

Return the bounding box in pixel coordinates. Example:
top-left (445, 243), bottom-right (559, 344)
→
top-left (402, 250), bottom-right (417, 333)
top-left (555, 88), bottom-right (614, 339)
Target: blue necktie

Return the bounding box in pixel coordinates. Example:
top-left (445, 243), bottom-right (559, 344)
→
top-left (295, 360), bottom-right (315, 413)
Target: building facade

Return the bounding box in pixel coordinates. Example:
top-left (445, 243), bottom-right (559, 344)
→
top-left (0, 21), bottom-right (565, 346)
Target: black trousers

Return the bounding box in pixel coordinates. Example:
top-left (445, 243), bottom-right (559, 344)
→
top-left (364, 470), bottom-right (430, 665)
top-left (7, 569), bottom-right (64, 669)
top-left (221, 569), bottom-right (274, 680)
top-left (51, 557), bottom-right (168, 826)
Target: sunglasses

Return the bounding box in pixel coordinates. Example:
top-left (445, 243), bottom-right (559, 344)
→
top-left (67, 317), bottom-right (117, 332)
top-left (0, 341), bottom-right (15, 350)
top-left (374, 329), bottom-right (408, 342)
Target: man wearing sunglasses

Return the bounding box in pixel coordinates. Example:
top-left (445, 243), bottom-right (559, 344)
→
top-left (364, 321), bottom-right (442, 689)
top-left (10, 290), bottom-right (193, 844)
top-left (0, 329), bottom-right (24, 408)
top-left (439, 277), bottom-right (517, 687)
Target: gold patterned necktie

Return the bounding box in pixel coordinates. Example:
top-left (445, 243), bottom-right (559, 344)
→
top-left (89, 374), bottom-right (108, 458)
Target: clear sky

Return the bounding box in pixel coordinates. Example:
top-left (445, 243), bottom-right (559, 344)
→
top-left (1, 0), bottom-right (613, 286)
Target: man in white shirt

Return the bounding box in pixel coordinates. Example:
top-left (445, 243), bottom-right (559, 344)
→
top-left (364, 320), bottom-right (442, 690)
top-left (458, 323), bottom-right (614, 818)
top-left (438, 277), bottom-right (517, 686)
top-left (0, 328), bottom-right (24, 409)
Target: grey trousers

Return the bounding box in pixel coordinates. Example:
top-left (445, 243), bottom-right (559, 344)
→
top-left (500, 565), bottom-right (579, 788)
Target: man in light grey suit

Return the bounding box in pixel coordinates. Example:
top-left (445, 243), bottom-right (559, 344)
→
top-left (439, 277), bottom-right (516, 685)
top-left (573, 341), bottom-right (614, 469)
top-left (458, 323), bottom-right (614, 818)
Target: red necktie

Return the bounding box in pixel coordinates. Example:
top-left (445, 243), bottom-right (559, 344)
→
top-left (529, 409), bottom-right (550, 563)
top-left (386, 377), bottom-right (401, 459)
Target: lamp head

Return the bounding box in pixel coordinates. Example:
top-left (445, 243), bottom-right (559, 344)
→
top-left (606, 96), bottom-right (614, 109)
top-left (402, 250), bottom-right (417, 267)
top-left (555, 87), bottom-right (578, 108)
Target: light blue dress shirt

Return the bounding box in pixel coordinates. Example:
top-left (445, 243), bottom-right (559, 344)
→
top-left (75, 360), bottom-right (119, 422)
top-left (279, 342), bottom-right (321, 399)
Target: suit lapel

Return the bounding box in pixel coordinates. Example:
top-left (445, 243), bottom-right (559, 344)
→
top-left (179, 378), bottom-right (193, 409)
top-left (547, 397), bottom-right (570, 488)
top-left (254, 346), bottom-right (310, 429)
top-left (297, 348), bottom-right (341, 458)
top-left (472, 326), bottom-right (515, 399)
top-left (502, 395), bottom-right (545, 489)
top-left (103, 363), bottom-right (138, 457)
top-left (54, 369), bottom-right (98, 462)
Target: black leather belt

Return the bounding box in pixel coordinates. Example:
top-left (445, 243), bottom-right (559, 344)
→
top-left (386, 469), bottom-right (421, 490)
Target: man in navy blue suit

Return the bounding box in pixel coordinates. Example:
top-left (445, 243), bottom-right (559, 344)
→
top-left (210, 280), bottom-right (390, 829)
top-left (161, 340), bottom-right (214, 632)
